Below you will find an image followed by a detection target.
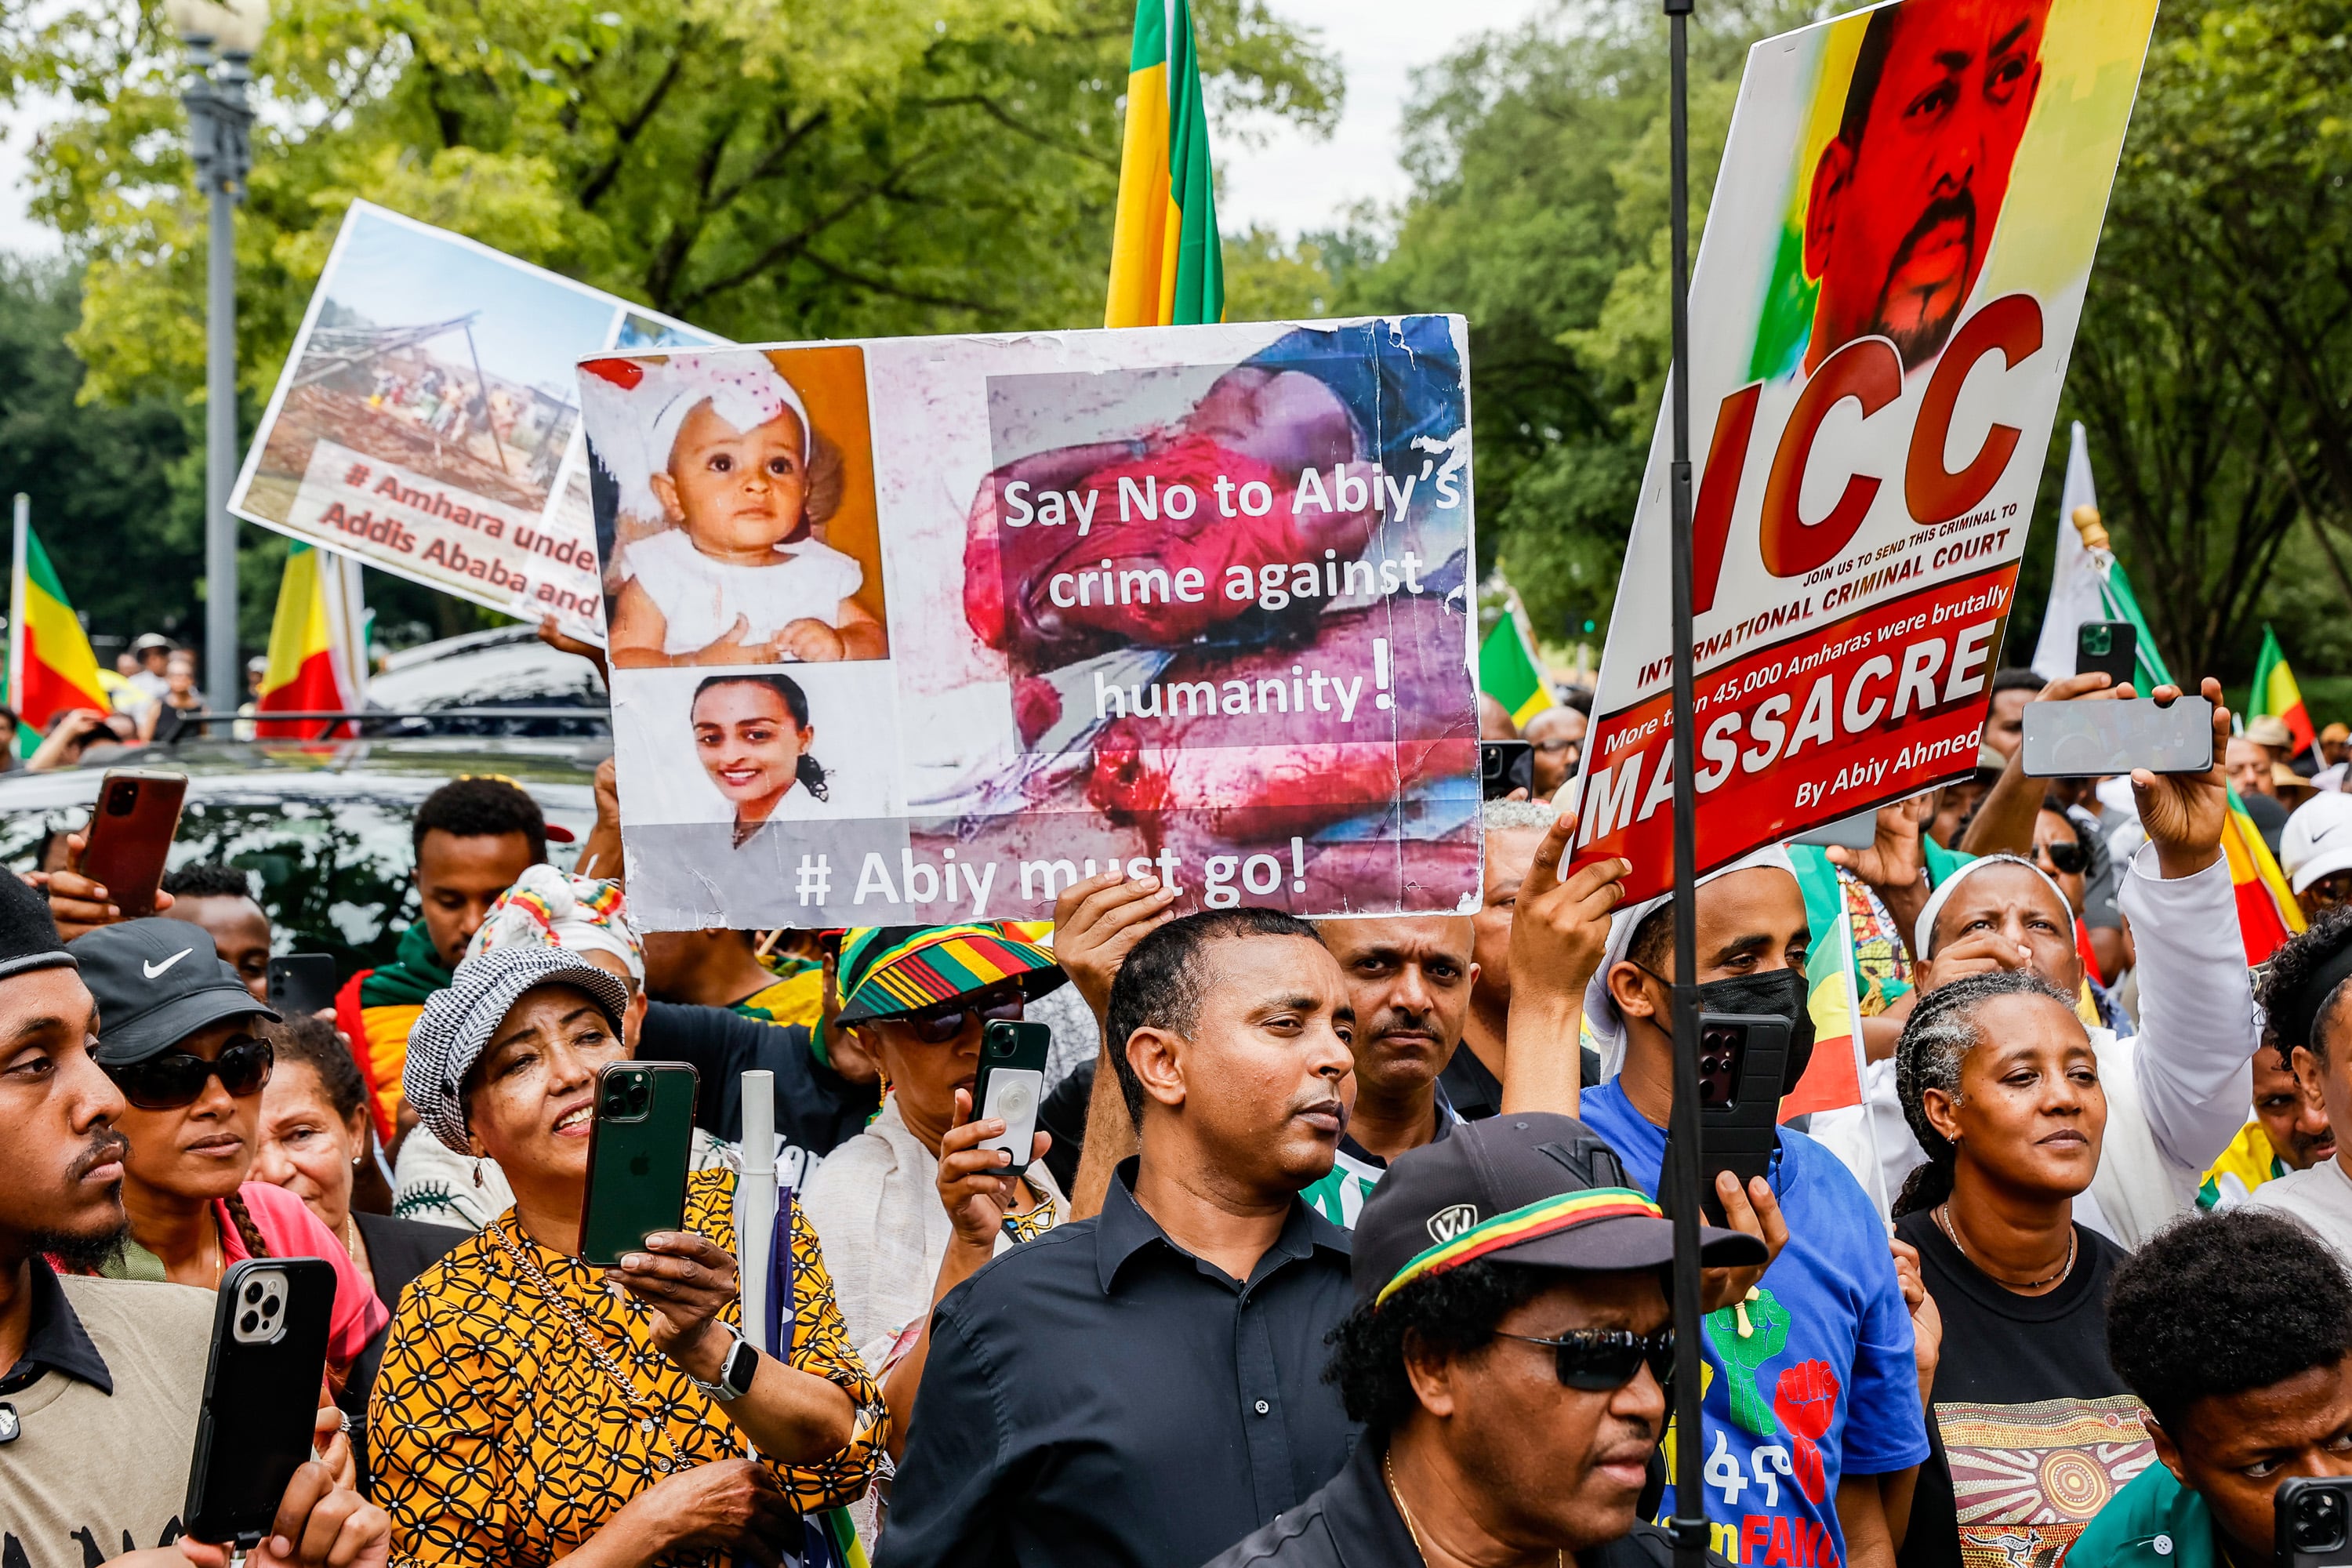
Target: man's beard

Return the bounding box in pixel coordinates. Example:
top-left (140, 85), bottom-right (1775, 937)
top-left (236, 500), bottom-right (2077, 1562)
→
top-left (27, 1131), bottom-right (133, 1272)
top-left (1870, 190), bottom-right (1978, 369)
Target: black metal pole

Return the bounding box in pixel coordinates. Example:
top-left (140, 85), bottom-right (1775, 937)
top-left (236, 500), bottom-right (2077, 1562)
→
top-left (1662, 3), bottom-right (1706, 1568)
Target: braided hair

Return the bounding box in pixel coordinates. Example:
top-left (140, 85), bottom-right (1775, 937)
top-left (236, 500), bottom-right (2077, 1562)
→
top-left (691, 673), bottom-right (829, 802)
top-left (1892, 967), bottom-right (2081, 1217)
top-left (221, 1189), bottom-right (270, 1258)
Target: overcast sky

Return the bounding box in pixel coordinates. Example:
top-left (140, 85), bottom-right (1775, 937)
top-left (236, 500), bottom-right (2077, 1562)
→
top-left (0, 0), bottom-right (1549, 256)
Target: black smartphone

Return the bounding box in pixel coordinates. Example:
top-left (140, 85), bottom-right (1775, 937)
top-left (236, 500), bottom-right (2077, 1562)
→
top-left (1660, 1014), bottom-right (1791, 1227)
top-left (1481, 739), bottom-right (1534, 800)
top-left (578, 1061), bottom-right (699, 1267)
top-left (2075, 620), bottom-right (2138, 688)
top-left (267, 955), bottom-right (339, 1016)
top-left (82, 768), bottom-right (187, 918)
top-left (972, 1020), bottom-right (1052, 1181)
top-left (2277, 1476), bottom-right (2352, 1568)
top-left (2020, 696), bottom-right (2214, 778)
top-left (183, 1257), bottom-right (337, 1548)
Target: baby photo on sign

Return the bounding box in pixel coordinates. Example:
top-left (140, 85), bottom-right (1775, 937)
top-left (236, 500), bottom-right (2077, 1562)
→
top-left (579, 346), bottom-right (891, 667)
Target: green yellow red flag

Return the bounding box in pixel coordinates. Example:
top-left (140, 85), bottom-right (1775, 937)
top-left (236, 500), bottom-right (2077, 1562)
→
top-left (1105, 0), bottom-right (1223, 327)
top-left (1478, 615), bottom-right (1553, 729)
top-left (2252, 623), bottom-right (2318, 759)
top-left (8, 503), bottom-right (110, 756)
top-left (258, 542), bottom-right (367, 739)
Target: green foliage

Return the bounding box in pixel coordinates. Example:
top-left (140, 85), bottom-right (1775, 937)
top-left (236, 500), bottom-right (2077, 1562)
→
top-left (2063, 0), bottom-right (2352, 680)
top-left (1340, 0), bottom-right (1800, 645)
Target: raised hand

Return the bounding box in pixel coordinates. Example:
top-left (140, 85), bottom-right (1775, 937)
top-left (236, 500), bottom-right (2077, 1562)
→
top-left (1054, 869), bottom-right (1179, 1022)
top-left (2132, 676), bottom-right (2230, 877)
top-left (938, 1086), bottom-right (1051, 1253)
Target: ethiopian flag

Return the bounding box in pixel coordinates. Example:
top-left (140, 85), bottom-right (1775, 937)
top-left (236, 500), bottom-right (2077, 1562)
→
top-left (1105, 0), bottom-right (1223, 327)
top-left (2223, 782), bottom-right (2305, 963)
top-left (8, 507), bottom-right (109, 755)
top-left (2252, 624), bottom-right (2318, 760)
top-left (1479, 615), bottom-right (1553, 728)
top-left (257, 542), bottom-right (366, 739)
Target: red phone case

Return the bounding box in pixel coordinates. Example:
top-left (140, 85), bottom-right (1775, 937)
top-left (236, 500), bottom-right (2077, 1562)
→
top-left (82, 771), bottom-right (187, 917)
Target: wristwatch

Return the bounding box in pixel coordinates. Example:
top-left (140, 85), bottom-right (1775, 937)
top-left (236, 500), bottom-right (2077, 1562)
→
top-left (684, 1322), bottom-right (759, 1403)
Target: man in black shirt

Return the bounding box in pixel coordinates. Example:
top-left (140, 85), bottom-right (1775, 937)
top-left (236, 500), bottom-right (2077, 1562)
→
top-left (1211, 1111), bottom-right (1760, 1568)
top-left (876, 909), bottom-right (1359, 1568)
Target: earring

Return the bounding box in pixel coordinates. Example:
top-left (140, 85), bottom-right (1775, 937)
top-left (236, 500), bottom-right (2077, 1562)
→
top-left (472, 1158), bottom-right (485, 1189)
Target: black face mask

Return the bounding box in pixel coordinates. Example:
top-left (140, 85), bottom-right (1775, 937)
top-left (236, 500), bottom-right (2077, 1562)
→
top-left (1694, 967), bottom-right (1816, 1094)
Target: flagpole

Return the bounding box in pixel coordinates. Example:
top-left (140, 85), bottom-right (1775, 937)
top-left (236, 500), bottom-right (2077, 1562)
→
top-left (1662, 0), bottom-right (1707, 1565)
top-left (9, 494), bottom-right (26, 746)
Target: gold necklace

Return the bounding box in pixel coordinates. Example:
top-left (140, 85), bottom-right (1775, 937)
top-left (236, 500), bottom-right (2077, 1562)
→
top-left (1385, 1450), bottom-right (1563, 1568)
top-left (1934, 1202), bottom-right (2074, 1289)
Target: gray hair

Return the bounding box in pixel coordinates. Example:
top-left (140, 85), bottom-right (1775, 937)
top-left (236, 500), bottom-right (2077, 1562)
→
top-left (1482, 797), bottom-right (1561, 833)
top-left (1892, 967), bottom-right (2080, 1217)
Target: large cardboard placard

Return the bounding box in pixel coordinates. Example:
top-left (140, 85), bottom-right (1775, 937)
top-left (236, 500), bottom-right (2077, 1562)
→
top-left (576, 317), bottom-right (1480, 929)
top-left (1573, 0), bottom-right (2158, 901)
top-left (231, 201), bottom-right (717, 642)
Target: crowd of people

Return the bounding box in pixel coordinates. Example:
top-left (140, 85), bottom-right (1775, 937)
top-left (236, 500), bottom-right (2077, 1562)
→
top-left (5, 662), bottom-right (2352, 1568)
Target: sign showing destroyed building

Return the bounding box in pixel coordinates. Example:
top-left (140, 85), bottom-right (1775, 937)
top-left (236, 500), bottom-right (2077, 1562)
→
top-left (230, 201), bottom-right (716, 643)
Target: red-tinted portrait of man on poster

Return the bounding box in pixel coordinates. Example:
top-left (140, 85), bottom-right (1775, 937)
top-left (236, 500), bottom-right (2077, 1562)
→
top-left (1802, 0), bottom-right (2053, 373)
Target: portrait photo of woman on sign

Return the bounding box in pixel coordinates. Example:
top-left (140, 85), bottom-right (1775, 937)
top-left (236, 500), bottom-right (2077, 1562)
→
top-left (692, 673), bottom-right (833, 845)
top-left (582, 347), bottom-right (891, 668)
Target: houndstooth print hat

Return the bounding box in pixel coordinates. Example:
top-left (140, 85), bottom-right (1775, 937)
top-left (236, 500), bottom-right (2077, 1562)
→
top-left (405, 942), bottom-right (635, 1156)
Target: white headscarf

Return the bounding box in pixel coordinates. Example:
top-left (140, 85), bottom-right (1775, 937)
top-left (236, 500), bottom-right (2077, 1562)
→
top-left (1582, 844), bottom-right (1800, 1080)
top-left (463, 863), bottom-right (645, 982)
top-left (1909, 852), bottom-right (2072, 961)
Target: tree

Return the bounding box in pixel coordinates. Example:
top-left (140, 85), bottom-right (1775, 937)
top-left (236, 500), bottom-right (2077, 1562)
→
top-left (1, 0), bottom-right (1337, 644)
top-left (2060, 0), bottom-right (2352, 678)
top-left (1341, 0), bottom-right (1797, 646)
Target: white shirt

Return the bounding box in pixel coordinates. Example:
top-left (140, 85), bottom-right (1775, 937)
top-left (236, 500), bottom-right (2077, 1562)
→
top-left (622, 528), bottom-right (863, 656)
top-left (1815, 845), bottom-right (2257, 1247)
top-left (2247, 1156), bottom-right (2352, 1260)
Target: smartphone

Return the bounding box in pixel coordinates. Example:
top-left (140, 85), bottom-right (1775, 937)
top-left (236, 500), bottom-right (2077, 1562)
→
top-left (1659, 1014), bottom-right (1791, 1227)
top-left (81, 769), bottom-right (187, 918)
top-left (2020, 696), bottom-right (2213, 779)
top-left (1481, 739), bottom-right (1534, 800)
top-left (1789, 809), bottom-right (1877, 851)
top-left (267, 955), bottom-right (339, 1016)
top-left (973, 1020), bottom-right (1051, 1181)
top-left (2075, 620), bottom-right (2139, 689)
top-left (183, 1257), bottom-right (336, 1547)
top-left (2277, 1476), bottom-right (2352, 1568)
top-left (578, 1061), bottom-right (699, 1267)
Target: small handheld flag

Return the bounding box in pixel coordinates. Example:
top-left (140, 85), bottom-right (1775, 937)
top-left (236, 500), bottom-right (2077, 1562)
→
top-left (2252, 624), bottom-right (2319, 763)
top-left (8, 495), bottom-right (111, 756)
top-left (1478, 615), bottom-right (1553, 729)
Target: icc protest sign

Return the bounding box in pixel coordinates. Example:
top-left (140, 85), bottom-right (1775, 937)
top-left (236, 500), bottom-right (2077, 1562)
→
top-left (230, 201), bottom-right (717, 644)
top-left (1573, 0), bottom-right (2159, 902)
top-left (575, 317), bottom-right (1480, 929)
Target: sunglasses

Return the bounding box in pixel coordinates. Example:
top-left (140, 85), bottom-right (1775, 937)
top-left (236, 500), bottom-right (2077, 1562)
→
top-left (899, 986), bottom-right (1025, 1044)
top-left (103, 1036), bottom-right (274, 1111)
top-left (1492, 1326), bottom-right (1677, 1392)
top-left (2037, 840), bottom-right (2089, 875)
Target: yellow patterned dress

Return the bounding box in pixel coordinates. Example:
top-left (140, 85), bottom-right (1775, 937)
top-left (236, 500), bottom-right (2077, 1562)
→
top-left (368, 1170), bottom-right (883, 1567)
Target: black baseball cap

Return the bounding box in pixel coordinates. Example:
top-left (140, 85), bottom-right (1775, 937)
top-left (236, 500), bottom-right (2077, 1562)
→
top-left (1353, 1112), bottom-right (1768, 1309)
top-left (74, 918), bottom-right (278, 1065)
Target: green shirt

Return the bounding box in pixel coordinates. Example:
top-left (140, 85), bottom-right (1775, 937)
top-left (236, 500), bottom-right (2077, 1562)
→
top-left (2068, 1459), bottom-right (2221, 1568)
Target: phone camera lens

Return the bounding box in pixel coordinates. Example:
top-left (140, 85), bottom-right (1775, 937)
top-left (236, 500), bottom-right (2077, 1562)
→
top-left (239, 1311), bottom-right (259, 1334)
top-left (106, 783), bottom-right (137, 816)
top-left (603, 1091), bottom-right (626, 1116)
top-left (261, 1296), bottom-right (279, 1317)
top-left (2297, 1493), bottom-right (2348, 1552)
top-left (244, 1281), bottom-right (264, 1304)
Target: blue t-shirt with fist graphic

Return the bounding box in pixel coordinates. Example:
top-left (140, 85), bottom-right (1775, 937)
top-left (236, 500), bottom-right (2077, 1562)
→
top-left (1581, 1081), bottom-right (1930, 1568)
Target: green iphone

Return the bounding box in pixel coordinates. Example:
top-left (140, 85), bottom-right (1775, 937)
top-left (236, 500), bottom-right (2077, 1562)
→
top-left (577, 1060), bottom-right (700, 1266)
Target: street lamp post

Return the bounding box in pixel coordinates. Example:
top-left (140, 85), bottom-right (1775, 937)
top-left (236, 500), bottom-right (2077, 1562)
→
top-left (165, 0), bottom-right (267, 716)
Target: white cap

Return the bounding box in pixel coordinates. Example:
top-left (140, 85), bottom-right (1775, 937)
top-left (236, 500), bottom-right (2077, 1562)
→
top-left (2283, 793), bottom-right (2352, 895)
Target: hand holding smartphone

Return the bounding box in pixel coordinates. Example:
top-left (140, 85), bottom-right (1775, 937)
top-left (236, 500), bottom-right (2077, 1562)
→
top-left (971, 1020), bottom-right (1051, 1181)
top-left (578, 1062), bottom-right (699, 1266)
top-left (183, 1258), bottom-right (337, 1547)
top-left (80, 768), bottom-right (187, 919)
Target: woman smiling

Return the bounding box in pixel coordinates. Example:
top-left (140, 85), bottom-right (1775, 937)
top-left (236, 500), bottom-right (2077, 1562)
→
top-left (691, 673), bottom-right (831, 848)
top-left (368, 942), bottom-right (881, 1567)
top-left (1889, 969), bottom-right (2143, 1568)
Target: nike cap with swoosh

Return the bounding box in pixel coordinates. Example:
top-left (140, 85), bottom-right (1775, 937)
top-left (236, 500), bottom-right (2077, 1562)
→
top-left (74, 917), bottom-right (279, 1065)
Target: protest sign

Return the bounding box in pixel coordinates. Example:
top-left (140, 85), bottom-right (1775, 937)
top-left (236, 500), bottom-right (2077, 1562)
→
top-left (1573, 0), bottom-right (2159, 902)
top-left (230, 201), bottom-right (716, 643)
top-left (576, 316), bottom-right (1480, 929)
